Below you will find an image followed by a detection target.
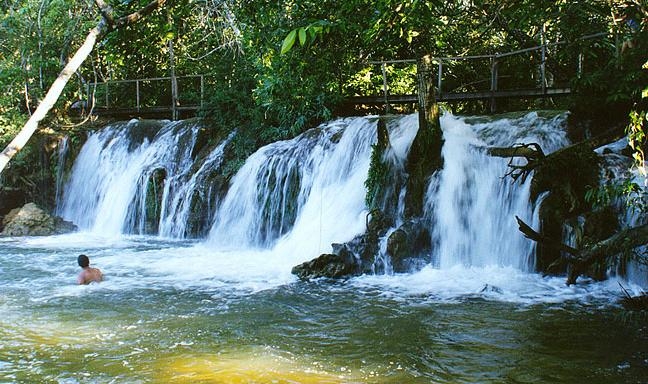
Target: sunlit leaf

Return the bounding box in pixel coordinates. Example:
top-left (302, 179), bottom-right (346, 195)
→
top-left (281, 29), bottom-right (297, 54)
top-left (298, 28), bottom-right (307, 46)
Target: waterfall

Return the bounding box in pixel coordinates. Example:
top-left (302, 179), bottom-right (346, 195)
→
top-left (594, 138), bottom-right (648, 288)
top-left (426, 112), bottom-right (570, 271)
top-left (207, 117), bottom-right (379, 256)
top-left (158, 131), bottom-right (235, 238)
top-left (61, 112), bottom-right (648, 287)
top-left (59, 119), bottom-right (217, 236)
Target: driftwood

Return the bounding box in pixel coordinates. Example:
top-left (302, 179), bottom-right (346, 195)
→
top-left (619, 283), bottom-right (648, 311)
top-left (516, 216), bottom-right (648, 285)
top-left (492, 127), bottom-right (635, 281)
top-left (488, 142), bottom-right (545, 183)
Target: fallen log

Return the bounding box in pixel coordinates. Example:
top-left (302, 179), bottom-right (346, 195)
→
top-left (516, 216), bottom-right (648, 285)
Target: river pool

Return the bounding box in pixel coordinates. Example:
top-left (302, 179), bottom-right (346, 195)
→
top-left (1, 234), bottom-right (646, 383)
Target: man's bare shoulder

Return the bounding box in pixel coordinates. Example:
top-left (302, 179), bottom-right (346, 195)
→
top-left (78, 267), bottom-right (103, 285)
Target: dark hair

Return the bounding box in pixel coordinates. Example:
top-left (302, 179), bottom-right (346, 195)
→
top-left (78, 254), bottom-right (89, 268)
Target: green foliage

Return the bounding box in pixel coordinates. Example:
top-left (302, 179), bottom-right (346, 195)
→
top-left (364, 143), bottom-right (388, 209)
top-left (280, 20), bottom-right (332, 54)
top-left (585, 179), bottom-right (647, 214)
top-left (2, 0), bottom-right (647, 202)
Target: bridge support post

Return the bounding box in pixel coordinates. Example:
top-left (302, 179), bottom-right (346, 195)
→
top-left (490, 56), bottom-right (498, 114)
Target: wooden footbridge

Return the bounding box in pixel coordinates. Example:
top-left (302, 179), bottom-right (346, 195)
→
top-left (85, 33), bottom-right (605, 119)
top-left (86, 74), bottom-right (205, 120)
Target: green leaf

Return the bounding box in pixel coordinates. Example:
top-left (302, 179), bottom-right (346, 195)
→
top-left (298, 28), bottom-right (307, 46)
top-left (281, 29), bottom-right (297, 54)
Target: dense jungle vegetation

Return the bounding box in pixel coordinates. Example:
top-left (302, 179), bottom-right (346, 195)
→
top-left (0, 0), bottom-right (646, 208)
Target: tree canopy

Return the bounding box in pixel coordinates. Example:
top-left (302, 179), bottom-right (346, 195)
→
top-left (0, 0), bottom-right (646, 198)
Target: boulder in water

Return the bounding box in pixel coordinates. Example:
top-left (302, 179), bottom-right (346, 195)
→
top-left (292, 244), bottom-right (360, 280)
top-left (1, 203), bottom-right (77, 236)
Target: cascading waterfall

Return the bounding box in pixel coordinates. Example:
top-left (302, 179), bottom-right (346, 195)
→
top-left (207, 117), bottom-right (381, 257)
top-left (426, 112), bottom-right (570, 271)
top-left (158, 131), bottom-right (235, 238)
top-left (58, 111), bottom-right (647, 287)
top-left (372, 114), bottom-right (420, 274)
top-left (594, 138), bottom-right (648, 287)
top-left (59, 119), bottom-right (212, 236)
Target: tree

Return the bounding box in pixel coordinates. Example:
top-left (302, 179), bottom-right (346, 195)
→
top-left (0, 0), bottom-right (168, 175)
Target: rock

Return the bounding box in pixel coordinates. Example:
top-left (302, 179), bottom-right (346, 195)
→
top-left (386, 219), bottom-right (432, 272)
top-left (291, 214), bottom-right (434, 279)
top-left (1, 203), bottom-right (77, 236)
top-left (292, 244), bottom-right (360, 280)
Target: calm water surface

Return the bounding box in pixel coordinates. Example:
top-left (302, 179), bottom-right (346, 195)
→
top-left (1, 235), bottom-right (646, 383)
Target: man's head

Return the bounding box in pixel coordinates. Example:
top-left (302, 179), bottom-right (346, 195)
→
top-left (78, 254), bottom-right (89, 268)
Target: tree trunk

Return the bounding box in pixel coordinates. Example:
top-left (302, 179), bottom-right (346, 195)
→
top-left (0, 0), bottom-right (167, 176)
top-left (0, 22), bottom-right (106, 175)
top-left (167, 10), bottom-right (178, 120)
top-left (404, 55), bottom-right (443, 217)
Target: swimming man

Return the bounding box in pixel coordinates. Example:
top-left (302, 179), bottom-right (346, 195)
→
top-left (77, 254), bottom-right (103, 285)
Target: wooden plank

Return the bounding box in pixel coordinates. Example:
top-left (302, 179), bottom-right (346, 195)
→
top-left (439, 88), bottom-right (571, 101)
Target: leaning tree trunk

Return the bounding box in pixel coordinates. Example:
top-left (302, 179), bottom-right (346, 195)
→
top-left (0, 0), bottom-right (167, 176)
top-left (0, 22), bottom-right (106, 174)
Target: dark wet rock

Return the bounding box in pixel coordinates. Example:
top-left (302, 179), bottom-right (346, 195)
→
top-left (1, 203), bottom-right (77, 236)
top-left (620, 293), bottom-right (648, 311)
top-left (292, 213), bottom-right (433, 280)
top-left (386, 219), bottom-right (432, 272)
top-left (480, 284), bottom-right (503, 294)
top-left (292, 245), bottom-right (360, 280)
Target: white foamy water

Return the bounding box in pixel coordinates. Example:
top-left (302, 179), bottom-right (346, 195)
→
top-left (2, 233), bottom-right (642, 306)
top-left (346, 265), bottom-right (642, 306)
top-left (207, 117), bottom-right (376, 254)
top-left (428, 112), bottom-right (570, 270)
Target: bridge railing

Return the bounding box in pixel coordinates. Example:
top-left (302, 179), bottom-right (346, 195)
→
top-left (352, 32), bottom-right (607, 113)
top-left (86, 75), bottom-right (204, 119)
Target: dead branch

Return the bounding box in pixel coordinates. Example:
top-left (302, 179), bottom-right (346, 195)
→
top-left (489, 128), bottom-right (624, 185)
top-left (489, 142), bottom-right (544, 183)
top-left (516, 216), bottom-right (648, 285)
